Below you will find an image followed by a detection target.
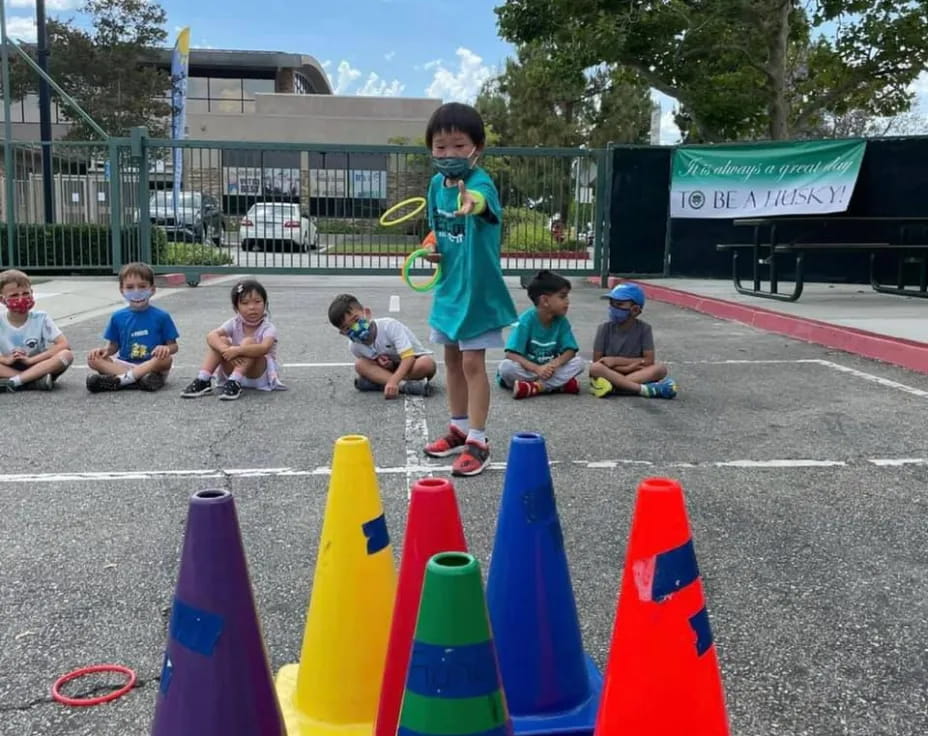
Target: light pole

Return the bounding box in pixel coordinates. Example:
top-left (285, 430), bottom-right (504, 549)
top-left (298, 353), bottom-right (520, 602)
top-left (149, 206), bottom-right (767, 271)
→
top-left (37, 0), bottom-right (54, 223)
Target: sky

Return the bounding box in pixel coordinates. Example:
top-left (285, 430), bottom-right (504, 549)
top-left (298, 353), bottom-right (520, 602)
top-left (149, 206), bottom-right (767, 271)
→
top-left (2, 0), bottom-right (926, 142)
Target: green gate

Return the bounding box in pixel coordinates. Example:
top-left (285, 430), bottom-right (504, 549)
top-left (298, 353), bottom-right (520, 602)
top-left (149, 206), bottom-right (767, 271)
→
top-left (2, 130), bottom-right (608, 286)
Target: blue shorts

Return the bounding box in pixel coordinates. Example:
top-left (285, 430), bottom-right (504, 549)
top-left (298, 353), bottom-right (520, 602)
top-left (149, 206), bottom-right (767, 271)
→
top-left (429, 327), bottom-right (504, 351)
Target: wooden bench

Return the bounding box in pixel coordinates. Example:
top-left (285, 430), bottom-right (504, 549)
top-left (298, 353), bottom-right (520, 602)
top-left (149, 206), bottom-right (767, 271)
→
top-left (716, 217), bottom-right (928, 301)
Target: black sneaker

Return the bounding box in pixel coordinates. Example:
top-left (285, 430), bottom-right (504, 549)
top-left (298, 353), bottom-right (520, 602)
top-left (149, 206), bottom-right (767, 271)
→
top-left (86, 374), bottom-right (122, 393)
top-left (218, 379), bottom-right (242, 401)
top-left (0, 378), bottom-right (18, 393)
top-left (401, 380), bottom-right (429, 396)
top-left (138, 373), bottom-right (166, 392)
top-left (181, 377), bottom-right (213, 398)
top-left (354, 376), bottom-right (382, 392)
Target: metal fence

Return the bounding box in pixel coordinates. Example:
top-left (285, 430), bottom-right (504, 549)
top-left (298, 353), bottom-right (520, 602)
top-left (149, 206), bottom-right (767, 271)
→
top-left (1, 129), bottom-right (608, 284)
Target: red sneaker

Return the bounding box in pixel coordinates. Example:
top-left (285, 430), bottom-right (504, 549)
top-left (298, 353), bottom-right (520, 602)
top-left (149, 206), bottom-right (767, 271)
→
top-left (424, 425), bottom-right (468, 457)
top-left (560, 377), bottom-right (580, 394)
top-left (451, 441), bottom-right (491, 477)
top-left (513, 380), bottom-right (541, 399)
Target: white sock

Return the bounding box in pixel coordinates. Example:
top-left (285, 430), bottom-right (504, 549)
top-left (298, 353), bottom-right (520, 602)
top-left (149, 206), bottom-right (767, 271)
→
top-left (197, 370), bottom-right (212, 382)
top-left (10, 375), bottom-right (23, 387)
top-left (120, 371), bottom-right (137, 386)
top-left (450, 416), bottom-right (469, 434)
top-left (467, 428), bottom-right (487, 446)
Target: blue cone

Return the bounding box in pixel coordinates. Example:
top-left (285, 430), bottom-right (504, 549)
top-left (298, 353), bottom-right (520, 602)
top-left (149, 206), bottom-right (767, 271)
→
top-left (486, 432), bottom-right (602, 736)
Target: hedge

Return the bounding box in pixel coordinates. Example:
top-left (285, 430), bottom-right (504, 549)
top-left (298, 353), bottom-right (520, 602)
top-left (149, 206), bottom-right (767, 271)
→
top-left (0, 224), bottom-right (168, 270)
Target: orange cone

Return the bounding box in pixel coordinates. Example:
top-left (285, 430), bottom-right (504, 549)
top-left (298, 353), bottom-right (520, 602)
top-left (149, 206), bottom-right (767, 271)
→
top-left (594, 477), bottom-right (729, 736)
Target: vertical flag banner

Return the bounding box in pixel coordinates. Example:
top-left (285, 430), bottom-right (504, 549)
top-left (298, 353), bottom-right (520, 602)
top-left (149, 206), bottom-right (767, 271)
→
top-left (670, 139), bottom-right (865, 218)
top-left (171, 27), bottom-right (191, 207)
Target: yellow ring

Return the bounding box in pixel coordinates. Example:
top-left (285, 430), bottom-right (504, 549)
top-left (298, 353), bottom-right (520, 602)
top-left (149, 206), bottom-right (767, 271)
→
top-left (379, 197), bottom-right (427, 227)
top-left (401, 248), bottom-right (441, 292)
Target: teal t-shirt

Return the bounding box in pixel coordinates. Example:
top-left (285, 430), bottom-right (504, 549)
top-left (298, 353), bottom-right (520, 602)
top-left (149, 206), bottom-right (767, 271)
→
top-left (427, 167), bottom-right (517, 341)
top-left (505, 307), bottom-right (579, 365)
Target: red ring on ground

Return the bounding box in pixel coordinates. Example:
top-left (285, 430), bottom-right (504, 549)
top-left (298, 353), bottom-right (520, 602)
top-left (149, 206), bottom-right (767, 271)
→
top-left (51, 664), bottom-right (137, 707)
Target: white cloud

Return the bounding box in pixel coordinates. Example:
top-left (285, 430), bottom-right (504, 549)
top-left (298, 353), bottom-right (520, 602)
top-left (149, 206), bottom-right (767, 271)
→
top-left (911, 71), bottom-right (928, 112)
top-left (425, 48), bottom-right (493, 103)
top-left (8, 0), bottom-right (80, 9)
top-left (357, 72), bottom-right (405, 97)
top-left (651, 91), bottom-right (682, 145)
top-left (384, 51), bottom-right (395, 62)
top-left (330, 60), bottom-right (362, 94)
top-left (5, 16), bottom-right (36, 42)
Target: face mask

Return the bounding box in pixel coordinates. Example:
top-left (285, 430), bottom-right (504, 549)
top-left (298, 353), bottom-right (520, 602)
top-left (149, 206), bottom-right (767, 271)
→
top-left (432, 148), bottom-right (477, 179)
top-left (240, 313), bottom-right (265, 327)
top-left (609, 307), bottom-right (630, 323)
top-left (4, 295), bottom-right (34, 314)
top-left (345, 317), bottom-right (372, 343)
top-left (123, 288), bottom-right (153, 310)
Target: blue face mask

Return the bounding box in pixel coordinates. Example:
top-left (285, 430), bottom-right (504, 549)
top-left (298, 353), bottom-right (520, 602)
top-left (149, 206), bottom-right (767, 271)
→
top-left (609, 306), bottom-right (630, 323)
top-left (124, 288), bottom-right (153, 310)
top-left (345, 317), bottom-right (372, 343)
top-left (432, 150), bottom-right (476, 179)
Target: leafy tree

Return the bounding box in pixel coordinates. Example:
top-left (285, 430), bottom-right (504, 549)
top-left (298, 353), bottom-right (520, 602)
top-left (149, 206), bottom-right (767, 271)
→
top-left (495, 0), bottom-right (928, 141)
top-left (9, 0), bottom-right (172, 139)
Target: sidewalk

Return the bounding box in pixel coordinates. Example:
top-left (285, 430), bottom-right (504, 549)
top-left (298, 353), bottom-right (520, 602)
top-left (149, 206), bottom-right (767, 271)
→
top-left (598, 277), bottom-right (928, 374)
top-left (28, 277), bottom-right (180, 327)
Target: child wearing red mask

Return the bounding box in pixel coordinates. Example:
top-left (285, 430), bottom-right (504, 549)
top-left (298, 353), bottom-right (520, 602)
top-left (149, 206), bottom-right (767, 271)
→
top-left (0, 269), bottom-right (74, 392)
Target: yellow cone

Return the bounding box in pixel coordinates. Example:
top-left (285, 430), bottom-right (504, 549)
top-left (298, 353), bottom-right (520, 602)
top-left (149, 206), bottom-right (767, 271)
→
top-left (276, 435), bottom-right (398, 736)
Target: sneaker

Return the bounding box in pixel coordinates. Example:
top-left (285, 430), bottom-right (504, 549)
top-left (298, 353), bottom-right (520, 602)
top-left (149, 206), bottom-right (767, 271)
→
top-left (452, 440), bottom-right (491, 477)
top-left (138, 373), bottom-right (166, 392)
top-left (0, 378), bottom-right (18, 393)
top-left (354, 376), bottom-right (382, 392)
top-left (513, 380), bottom-right (541, 399)
top-left (647, 376), bottom-right (678, 399)
top-left (496, 370), bottom-right (507, 389)
top-left (560, 376), bottom-right (580, 394)
top-left (218, 379), bottom-right (242, 401)
top-left (25, 374), bottom-right (54, 391)
top-left (401, 380), bottom-right (429, 396)
top-left (588, 376), bottom-right (613, 398)
top-left (86, 374), bottom-right (122, 393)
top-left (181, 377), bottom-right (213, 398)
top-left (424, 425), bottom-right (468, 458)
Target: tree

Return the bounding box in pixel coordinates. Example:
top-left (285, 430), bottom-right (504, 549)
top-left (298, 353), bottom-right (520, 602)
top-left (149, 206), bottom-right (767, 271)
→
top-left (495, 0), bottom-right (928, 141)
top-left (10, 0), bottom-right (172, 139)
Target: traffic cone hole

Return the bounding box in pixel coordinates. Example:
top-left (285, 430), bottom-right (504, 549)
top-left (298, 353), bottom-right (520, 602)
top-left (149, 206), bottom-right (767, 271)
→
top-left (340, 435), bottom-right (367, 444)
top-left (515, 432), bottom-right (541, 440)
top-left (642, 478), bottom-right (678, 492)
top-left (195, 489), bottom-right (229, 500)
top-left (418, 478), bottom-right (447, 488)
top-left (433, 552), bottom-right (472, 568)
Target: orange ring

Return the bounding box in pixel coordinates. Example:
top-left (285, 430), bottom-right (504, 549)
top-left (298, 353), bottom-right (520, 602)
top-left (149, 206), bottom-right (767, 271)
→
top-left (52, 664), bottom-right (137, 707)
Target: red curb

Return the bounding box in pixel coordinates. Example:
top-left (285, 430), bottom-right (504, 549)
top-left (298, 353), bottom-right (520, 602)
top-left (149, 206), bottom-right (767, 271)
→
top-left (587, 276), bottom-right (928, 374)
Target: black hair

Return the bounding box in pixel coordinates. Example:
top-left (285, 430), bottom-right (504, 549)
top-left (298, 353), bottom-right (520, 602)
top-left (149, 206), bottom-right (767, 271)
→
top-left (425, 102), bottom-right (486, 148)
top-left (328, 293), bottom-right (363, 328)
top-left (231, 279), bottom-right (268, 310)
top-left (527, 270), bottom-right (571, 305)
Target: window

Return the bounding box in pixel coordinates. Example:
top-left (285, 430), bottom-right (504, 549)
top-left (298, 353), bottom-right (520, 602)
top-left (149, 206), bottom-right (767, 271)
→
top-left (243, 78), bottom-right (275, 98)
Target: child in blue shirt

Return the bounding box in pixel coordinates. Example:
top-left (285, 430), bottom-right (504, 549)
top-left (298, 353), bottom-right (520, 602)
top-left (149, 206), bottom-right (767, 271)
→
top-left (498, 270), bottom-right (584, 399)
top-left (86, 262), bottom-right (179, 392)
top-left (420, 102), bottom-right (518, 477)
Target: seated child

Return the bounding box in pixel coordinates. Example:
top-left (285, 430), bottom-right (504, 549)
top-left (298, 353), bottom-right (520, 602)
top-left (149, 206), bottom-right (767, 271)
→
top-left (0, 269), bottom-right (74, 392)
top-left (328, 293), bottom-right (436, 399)
top-left (86, 262), bottom-right (178, 393)
top-left (181, 279), bottom-right (285, 401)
top-left (497, 270), bottom-right (585, 399)
top-left (588, 283), bottom-right (677, 399)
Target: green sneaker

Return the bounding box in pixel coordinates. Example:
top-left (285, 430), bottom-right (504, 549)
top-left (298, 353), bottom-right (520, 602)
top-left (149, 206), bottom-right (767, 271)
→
top-left (588, 376), bottom-right (613, 398)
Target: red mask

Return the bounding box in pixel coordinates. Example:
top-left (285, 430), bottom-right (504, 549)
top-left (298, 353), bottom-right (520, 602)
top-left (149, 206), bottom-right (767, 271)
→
top-left (5, 296), bottom-right (34, 314)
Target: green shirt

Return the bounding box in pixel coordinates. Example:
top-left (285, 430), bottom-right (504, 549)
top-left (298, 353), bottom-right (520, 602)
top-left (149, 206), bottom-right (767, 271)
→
top-left (505, 307), bottom-right (579, 365)
top-left (427, 168), bottom-right (517, 341)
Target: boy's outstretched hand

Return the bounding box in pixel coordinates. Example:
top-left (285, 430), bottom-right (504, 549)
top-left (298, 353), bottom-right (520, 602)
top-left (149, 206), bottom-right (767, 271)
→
top-left (454, 180), bottom-right (477, 217)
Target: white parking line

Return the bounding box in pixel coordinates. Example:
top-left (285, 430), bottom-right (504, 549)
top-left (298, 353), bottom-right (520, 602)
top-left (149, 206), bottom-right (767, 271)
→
top-left (1, 457), bottom-right (924, 484)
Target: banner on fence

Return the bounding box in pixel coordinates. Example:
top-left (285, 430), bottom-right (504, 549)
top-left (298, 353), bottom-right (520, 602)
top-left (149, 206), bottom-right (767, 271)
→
top-left (670, 139), bottom-right (865, 218)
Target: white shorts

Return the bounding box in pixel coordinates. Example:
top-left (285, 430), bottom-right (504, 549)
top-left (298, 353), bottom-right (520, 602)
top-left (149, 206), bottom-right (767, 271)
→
top-left (429, 327), bottom-right (504, 351)
top-left (216, 356), bottom-right (287, 391)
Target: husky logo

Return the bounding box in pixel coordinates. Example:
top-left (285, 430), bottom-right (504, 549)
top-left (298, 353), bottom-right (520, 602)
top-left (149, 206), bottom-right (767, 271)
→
top-left (24, 337), bottom-right (39, 351)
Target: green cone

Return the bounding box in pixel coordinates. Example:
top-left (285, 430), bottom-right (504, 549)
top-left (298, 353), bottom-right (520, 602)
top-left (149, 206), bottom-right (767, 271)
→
top-left (398, 553), bottom-right (513, 736)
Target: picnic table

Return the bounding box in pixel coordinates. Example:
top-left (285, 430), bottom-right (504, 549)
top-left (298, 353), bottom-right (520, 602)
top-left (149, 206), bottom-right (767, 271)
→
top-left (716, 216), bottom-right (928, 302)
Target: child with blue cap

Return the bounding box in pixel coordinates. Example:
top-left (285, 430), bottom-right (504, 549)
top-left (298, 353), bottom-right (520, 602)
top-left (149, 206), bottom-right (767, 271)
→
top-left (588, 282), bottom-right (678, 399)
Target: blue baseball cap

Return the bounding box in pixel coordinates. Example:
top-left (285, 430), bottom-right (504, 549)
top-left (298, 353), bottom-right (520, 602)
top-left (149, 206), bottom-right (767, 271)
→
top-left (602, 283), bottom-right (645, 307)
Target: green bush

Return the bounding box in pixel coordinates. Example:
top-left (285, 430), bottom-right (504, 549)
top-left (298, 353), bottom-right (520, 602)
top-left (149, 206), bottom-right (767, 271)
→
top-left (0, 224), bottom-right (169, 270)
top-left (161, 242), bottom-right (234, 267)
top-left (501, 207), bottom-right (586, 253)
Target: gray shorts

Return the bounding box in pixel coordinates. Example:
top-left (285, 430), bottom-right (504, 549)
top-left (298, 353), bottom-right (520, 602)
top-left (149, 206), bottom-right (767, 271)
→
top-left (430, 327), bottom-right (504, 351)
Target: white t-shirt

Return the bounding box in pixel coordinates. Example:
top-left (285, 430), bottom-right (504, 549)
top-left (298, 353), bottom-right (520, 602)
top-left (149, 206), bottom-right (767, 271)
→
top-left (0, 310), bottom-right (62, 357)
top-left (349, 317), bottom-right (431, 361)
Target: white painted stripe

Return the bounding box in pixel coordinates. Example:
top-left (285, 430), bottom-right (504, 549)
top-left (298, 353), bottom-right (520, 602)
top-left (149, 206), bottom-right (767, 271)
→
top-left (389, 295), bottom-right (401, 313)
top-left (404, 392), bottom-right (431, 499)
top-left (2, 457), bottom-right (925, 484)
top-left (814, 359), bottom-right (928, 398)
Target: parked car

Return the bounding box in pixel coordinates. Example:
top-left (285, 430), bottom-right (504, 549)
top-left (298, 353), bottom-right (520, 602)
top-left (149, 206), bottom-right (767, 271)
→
top-left (239, 202), bottom-right (318, 252)
top-left (149, 191), bottom-right (224, 245)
